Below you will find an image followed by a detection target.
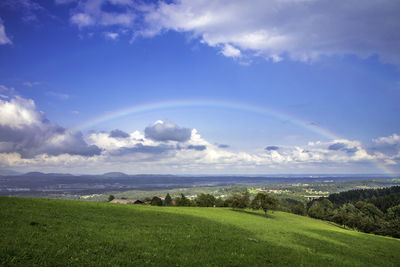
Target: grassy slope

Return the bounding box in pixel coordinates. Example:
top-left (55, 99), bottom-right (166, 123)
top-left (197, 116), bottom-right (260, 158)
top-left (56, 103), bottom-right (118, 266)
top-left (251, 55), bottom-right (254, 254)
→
top-left (0, 197), bottom-right (399, 266)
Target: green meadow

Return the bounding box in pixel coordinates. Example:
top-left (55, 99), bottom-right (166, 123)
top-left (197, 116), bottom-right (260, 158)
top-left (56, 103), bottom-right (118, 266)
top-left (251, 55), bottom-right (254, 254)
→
top-left (1, 197), bottom-right (399, 266)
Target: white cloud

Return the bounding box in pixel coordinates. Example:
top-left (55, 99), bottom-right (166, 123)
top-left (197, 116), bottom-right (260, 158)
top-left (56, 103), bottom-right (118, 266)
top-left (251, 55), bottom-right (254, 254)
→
top-left (0, 19), bottom-right (12, 45)
top-left (61, 0), bottom-right (395, 66)
top-left (60, 1), bottom-right (400, 65)
top-left (369, 134), bottom-right (400, 160)
top-left (144, 120), bottom-right (192, 142)
top-left (104, 32), bottom-right (119, 40)
top-left (86, 128), bottom-right (397, 173)
top-left (71, 13), bottom-right (94, 27)
top-left (221, 44), bottom-right (241, 58)
top-left (69, 0), bottom-right (136, 28)
top-left (0, 96), bottom-right (39, 128)
top-left (0, 96), bottom-right (101, 158)
top-left (139, 0), bottom-right (400, 64)
top-left (88, 130), bottom-right (146, 151)
top-left (374, 134), bottom-right (400, 146)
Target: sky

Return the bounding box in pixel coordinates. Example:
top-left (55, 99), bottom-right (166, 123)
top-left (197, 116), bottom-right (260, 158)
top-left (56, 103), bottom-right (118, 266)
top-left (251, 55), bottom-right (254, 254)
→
top-left (0, 0), bottom-right (400, 175)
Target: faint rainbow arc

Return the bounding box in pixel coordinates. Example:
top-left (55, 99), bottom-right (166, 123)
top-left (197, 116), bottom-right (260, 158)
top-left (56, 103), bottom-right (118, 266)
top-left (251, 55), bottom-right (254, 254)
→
top-left (72, 99), bottom-right (395, 176)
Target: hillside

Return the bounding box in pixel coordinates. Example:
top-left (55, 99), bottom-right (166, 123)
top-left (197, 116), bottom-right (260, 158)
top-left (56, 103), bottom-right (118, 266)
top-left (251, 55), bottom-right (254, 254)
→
top-left (0, 197), bottom-right (399, 266)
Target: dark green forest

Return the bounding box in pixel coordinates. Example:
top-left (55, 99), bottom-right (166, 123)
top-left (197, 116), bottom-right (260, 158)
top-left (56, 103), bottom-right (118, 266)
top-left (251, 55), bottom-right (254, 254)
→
top-left (307, 186), bottom-right (400, 237)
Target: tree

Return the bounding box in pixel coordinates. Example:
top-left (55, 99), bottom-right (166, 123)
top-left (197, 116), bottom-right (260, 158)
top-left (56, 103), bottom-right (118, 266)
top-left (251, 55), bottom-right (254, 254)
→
top-left (196, 193), bottom-right (216, 207)
top-left (291, 203), bottom-right (306, 216)
top-left (151, 196), bottom-right (163, 206)
top-left (251, 193), bottom-right (279, 216)
top-left (175, 193), bottom-right (191, 206)
top-left (384, 204), bottom-right (400, 237)
top-left (360, 203), bottom-right (384, 221)
top-left (108, 195), bottom-right (115, 202)
top-left (308, 199), bottom-right (334, 220)
top-left (164, 193), bottom-right (172, 206)
top-left (386, 204), bottom-right (400, 221)
top-left (331, 203), bottom-right (361, 228)
top-left (215, 197), bottom-right (226, 207)
top-left (303, 186), bottom-right (400, 238)
top-left (228, 190), bottom-right (250, 209)
top-left (242, 190), bottom-right (251, 208)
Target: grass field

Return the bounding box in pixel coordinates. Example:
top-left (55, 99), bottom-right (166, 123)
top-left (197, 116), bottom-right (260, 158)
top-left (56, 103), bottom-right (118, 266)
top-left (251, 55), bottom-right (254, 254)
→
top-left (1, 197), bottom-right (399, 266)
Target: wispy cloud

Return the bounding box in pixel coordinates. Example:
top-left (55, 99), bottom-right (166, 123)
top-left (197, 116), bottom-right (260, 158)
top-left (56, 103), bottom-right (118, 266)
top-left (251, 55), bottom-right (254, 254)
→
top-left (0, 18), bottom-right (12, 45)
top-left (23, 81), bottom-right (41, 87)
top-left (46, 91), bottom-right (70, 100)
top-left (0, 84), bottom-right (16, 95)
top-left (104, 32), bottom-right (119, 40)
top-left (1, 0), bottom-right (44, 23)
top-left (65, 0), bottom-right (136, 28)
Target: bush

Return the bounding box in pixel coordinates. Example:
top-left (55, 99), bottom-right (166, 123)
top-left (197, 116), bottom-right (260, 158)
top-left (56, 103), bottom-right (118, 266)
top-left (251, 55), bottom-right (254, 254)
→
top-left (151, 196), bottom-right (163, 206)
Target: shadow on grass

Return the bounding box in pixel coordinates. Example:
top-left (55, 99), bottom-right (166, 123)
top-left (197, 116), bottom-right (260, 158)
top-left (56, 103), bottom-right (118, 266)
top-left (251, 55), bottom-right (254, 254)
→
top-left (230, 208), bottom-right (276, 219)
top-left (0, 197), bottom-right (298, 266)
top-left (290, 227), bottom-right (400, 266)
top-left (2, 197), bottom-right (399, 267)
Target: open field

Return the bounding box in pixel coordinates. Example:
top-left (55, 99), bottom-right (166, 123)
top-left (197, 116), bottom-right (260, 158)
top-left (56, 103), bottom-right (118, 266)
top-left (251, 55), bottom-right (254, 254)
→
top-left (1, 197), bottom-right (399, 266)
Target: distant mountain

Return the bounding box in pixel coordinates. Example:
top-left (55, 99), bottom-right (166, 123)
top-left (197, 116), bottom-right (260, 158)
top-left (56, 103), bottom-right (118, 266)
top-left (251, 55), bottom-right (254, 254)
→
top-left (102, 172), bottom-right (129, 178)
top-left (23, 172), bottom-right (47, 176)
top-left (22, 172), bottom-right (74, 177)
top-left (46, 173), bottom-right (75, 177)
top-left (0, 169), bottom-right (22, 176)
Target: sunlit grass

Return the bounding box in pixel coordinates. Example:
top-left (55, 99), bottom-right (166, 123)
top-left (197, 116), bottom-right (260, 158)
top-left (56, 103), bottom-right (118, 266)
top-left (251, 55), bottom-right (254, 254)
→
top-left (1, 197), bottom-right (399, 266)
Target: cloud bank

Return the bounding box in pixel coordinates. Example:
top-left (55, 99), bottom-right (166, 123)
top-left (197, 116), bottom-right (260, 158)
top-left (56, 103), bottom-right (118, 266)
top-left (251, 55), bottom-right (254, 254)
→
top-left (0, 95), bottom-right (399, 174)
top-left (109, 129), bottom-right (130, 138)
top-left (59, 0), bottom-right (400, 66)
top-left (3, 1), bottom-right (400, 65)
top-left (142, 0), bottom-right (400, 65)
top-left (145, 120), bottom-right (192, 142)
top-left (0, 96), bottom-right (101, 158)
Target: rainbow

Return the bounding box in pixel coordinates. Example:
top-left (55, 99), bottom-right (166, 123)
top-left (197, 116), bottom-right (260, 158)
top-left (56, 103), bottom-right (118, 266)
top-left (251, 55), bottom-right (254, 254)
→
top-left (73, 99), bottom-right (396, 177)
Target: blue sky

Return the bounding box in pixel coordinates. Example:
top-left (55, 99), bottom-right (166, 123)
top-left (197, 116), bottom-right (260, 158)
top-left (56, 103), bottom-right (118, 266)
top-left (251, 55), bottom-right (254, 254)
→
top-left (0, 0), bottom-right (400, 175)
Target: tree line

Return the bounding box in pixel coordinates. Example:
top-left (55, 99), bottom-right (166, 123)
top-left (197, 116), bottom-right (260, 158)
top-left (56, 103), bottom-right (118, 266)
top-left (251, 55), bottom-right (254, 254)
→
top-left (146, 191), bottom-right (280, 216)
top-left (109, 185), bottom-right (400, 238)
top-left (307, 186), bottom-right (400, 238)
top-left (157, 186), bottom-right (400, 238)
